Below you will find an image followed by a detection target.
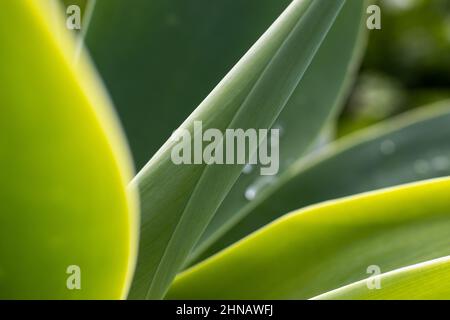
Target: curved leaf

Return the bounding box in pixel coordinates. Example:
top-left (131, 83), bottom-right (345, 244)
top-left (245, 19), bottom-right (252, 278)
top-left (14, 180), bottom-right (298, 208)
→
top-left (167, 178), bottom-right (450, 299)
top-left (190, 0), bottom-right (367, 265)
top-left (86, 0), bottom-right (292, 168)
top-left (127, 0), bottom-right (347, 299)
top-left (313, 256), bottom-right (450, 300)
top-left (0, 0), bottom-right (138, 299)
top-left (194, 101), bottom-right (450, 263)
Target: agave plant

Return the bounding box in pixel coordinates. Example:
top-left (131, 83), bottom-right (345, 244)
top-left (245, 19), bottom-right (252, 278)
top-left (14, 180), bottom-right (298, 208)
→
top-left (1, 0), bottom-right (449, 300)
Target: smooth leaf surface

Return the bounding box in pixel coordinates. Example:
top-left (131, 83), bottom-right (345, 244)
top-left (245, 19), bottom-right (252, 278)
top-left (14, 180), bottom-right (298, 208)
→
top-left (190, 0), bottom-right (367, 265)
top-left (127, 0), bottom-right (346, 299)
top-left (167, 178), bottom-right (450, 299)
top-left (313, 256), bottom-right (450, 300)
top-left (86, 0), bottom-right (292, 168)
top-left (0, 0), bottom-right (138, 299)
top-left (194, 101), bottom-right (450, 262)
top-left (86, 1), bottom-right (367, 269)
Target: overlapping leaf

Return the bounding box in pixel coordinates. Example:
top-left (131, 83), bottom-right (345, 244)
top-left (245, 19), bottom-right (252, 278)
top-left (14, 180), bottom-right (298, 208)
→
top-left (0, 0), bottom-right (137, 299)
top-left (167, 178), bottom-right (450, 299)
top-left (86, 0), bottom-right (291, 168)
top-left (313, 256), bottom-right (450, 300)
top-left (84, 1), bottom-right (367, 271)
top-left (125, 0), bottom-right (349, 299)
top-left (190, 0), bottom-right (367, 265)
top-left (194, 101), bottom-right (450, 262)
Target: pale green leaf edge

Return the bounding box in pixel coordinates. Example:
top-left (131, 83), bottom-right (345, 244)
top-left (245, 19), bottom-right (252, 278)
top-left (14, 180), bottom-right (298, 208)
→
top-left (312, 255), bottom-right (450, 300)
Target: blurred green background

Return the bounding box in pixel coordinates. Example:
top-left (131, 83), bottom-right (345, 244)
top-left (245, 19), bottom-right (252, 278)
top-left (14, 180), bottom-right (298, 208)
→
top-left (340, 0), bottom-right (450, 135)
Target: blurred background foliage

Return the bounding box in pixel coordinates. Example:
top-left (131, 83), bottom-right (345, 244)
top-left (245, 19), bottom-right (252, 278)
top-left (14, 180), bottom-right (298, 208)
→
top-left (72, 0), bottom-right (450, 169)
top-left (340, 0), bottom-right (450, 136)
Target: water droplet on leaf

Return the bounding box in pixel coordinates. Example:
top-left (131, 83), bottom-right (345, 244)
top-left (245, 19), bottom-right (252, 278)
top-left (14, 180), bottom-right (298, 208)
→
top-left (242, 164), bottom-right (253, 174)
top-left (244, 187), bottom-right (257, 201)
top-left (244, 176), bottom-right (276, 201)
top-left (414, 159), bottom-right (430, 175)
top-left (380, 140), bottom-right (396, 155)
top-left (431, 156), bottom-right (450, 172)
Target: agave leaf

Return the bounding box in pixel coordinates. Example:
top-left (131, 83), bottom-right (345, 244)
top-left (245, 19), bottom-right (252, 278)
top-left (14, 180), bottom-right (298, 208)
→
top-left (127, 0), bottom-right (346, 299)
top-left (0, 0), bottom-right (138, 299)
top-left (194, 101), bottom-right (450, 263)
top-left (313, 256), bottom-right (450, 300)
top-left (167, 178), bottom-right (450, 299)
top-left (190, 0), bottom-right (368, 265)
top-left (86, 2), bottom-right (367, 265)
top-left (86, 0), bottom-right (292, 168)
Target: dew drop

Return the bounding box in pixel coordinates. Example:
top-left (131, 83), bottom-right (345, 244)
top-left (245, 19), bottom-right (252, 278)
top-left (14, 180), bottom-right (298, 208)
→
top-left (414, 159), bottom-right (430, 175)
top-left (244, 176), bottom-right (276, 201)
top-left (244, 187), bottom-right (257, 201)
top-left (431, 156), bottom-right (450, 172)
top-left (380, 140), bottom-right (396, 155)
top-left (242, 164), bottom-right (253, 174)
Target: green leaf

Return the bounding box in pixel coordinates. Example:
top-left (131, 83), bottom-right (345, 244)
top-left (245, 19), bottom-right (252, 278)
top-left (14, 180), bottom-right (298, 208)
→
top-left (127, 0), bottom-right (347, 299)
top-left (167, 178), bottom-right (450, 299)
top-left (194, 101), bottom-right (450, 263)
top-left (86, 0), bottom-right (292, 168)
top-left (313, 256), bottom-right (450, 300)
top-left (189, 0), bottom-right (368, 266)
top-left (0, 0), bottom-right (138, 299)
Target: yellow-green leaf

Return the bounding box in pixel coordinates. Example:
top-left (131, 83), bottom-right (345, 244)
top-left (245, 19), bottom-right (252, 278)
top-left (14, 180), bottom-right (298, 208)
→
top-left (194, 101), bottom-right (450, 263)
top-left (167, 178), bottom-right (450, 299)
top-left (189, 0), bottom-right (368, 266)
top-left (313, 256), bottom-right (450, 300)
top-left (128, 0), bottom-right (346, 299)
top-left (0, 0), bottom-right (138, 299)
